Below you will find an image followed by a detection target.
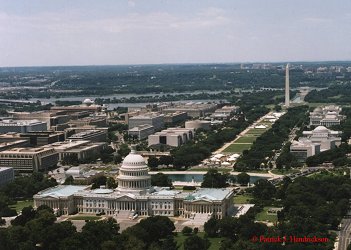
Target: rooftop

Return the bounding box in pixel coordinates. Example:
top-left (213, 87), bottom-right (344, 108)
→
top-left (35, 185), bottom-right (89, 198)
top-left (0, 119), bottom-right (46, 126)
top-left (185, 188), bottom-right (233, 201)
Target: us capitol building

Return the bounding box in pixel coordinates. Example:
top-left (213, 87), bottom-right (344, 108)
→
top-left (34, 150), bottom-right (234, 220)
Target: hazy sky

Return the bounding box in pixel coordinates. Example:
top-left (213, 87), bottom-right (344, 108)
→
top-left (1, 0), bottom-right (350, 67)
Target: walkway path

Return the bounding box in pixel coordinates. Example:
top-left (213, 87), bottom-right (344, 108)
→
top-left (214, 111), bottom-right (272, 154)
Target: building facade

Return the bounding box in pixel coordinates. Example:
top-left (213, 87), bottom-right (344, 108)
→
top-left (68, 130), bottom-right (107, 142)
top-left (0, 167), bottom-right (14, 186)
top-left (309, 105), bottom-right (344, 127)
top-left (0, 119), bottom-right (48, 133)
top-left (128, 113), bottom-right (165, 131)
top-left (45, 140), bottom-right (106, 162)
top-left (148, 128), bottom-right (194, 147)
top-left (128, 125), bottom-right (155, 140)
top-left (34, 150), bottom-right (234, 219)
top-left (0, 147), bottom-right (59, 172)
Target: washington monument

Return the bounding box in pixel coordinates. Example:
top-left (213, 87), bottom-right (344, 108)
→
top-left (285, 63), bottom-right (290, 107)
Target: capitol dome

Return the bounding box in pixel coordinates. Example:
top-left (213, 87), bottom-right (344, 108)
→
top-left (82, 98), bottom-right (94, 106)
top-left (122, 150), bottom-right (147, 167)
top-left (116, 150), bottom-right (151, 195)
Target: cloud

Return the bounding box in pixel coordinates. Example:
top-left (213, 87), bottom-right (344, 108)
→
top-left (301, 17), bottom-right (333, 24)
top-left (128, 1), bottom-right (136, 8)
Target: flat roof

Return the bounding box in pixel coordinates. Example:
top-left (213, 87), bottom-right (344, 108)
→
top-left (69, 130), bottom-right (104, 138)
top-left (0, 119), bottom-right (46, 126)
top-left (185, 188), bottom-right (233, 201)
top-left (35, 185), bottom-right (89, 198)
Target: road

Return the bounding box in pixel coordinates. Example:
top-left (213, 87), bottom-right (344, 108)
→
top-left (338, 218), bottom-right (351, 250)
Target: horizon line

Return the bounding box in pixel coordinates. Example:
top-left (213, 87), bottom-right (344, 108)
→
top-left (1, 60), bottom-right (351, 69)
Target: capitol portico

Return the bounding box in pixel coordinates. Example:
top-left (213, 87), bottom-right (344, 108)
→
top-left (34, 150), bottom-right (235, 221)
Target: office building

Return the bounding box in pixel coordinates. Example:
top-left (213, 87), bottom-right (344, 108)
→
top-left (290, 140), bottom-right (321, 162)
top-left (0, 167), bottom-right (14, 186)
top-left (163, 103), bottom-right (217, 118)
top-left (128, 113), bottom-right (164, 130)
top-left (0, 147), bottom-right (59, 172)
top-left (163, 112), bottom-right (187, 124)
top-left (148, 128), bottom-right (194, 147)
top-left (68, 117), bottom-right (107, 127)
top-left (0, 119), bottom-right (47, 133)
top-left (45, 140), bottom-right (106, 162)
top-left (0, 139), bottom-right (29, 151)
top-left (128, 124), bottom-right (155, 140)
top-left (68, 130), bottom-right (107, 142)
top-left (185, 120), bottom-right (211, 131)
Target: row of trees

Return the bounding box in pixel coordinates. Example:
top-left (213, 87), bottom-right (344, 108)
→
top-left (0, 173), bottom-right (57, 219)
top-left (306, 143), bottom-right (351, 167)
top-left (200, 173), bottom-right (349, 249)
top-left (305, 83), bottom-right (351, 104)
top-left (235, 106), bottom-right (308, 170)
top-left (0, 204), bottom-right (189, 250)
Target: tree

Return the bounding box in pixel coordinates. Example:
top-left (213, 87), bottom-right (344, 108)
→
top-left (182, 226), bottom-right (193, 235)
top-left (204, 217), bottom-right (219, 237)
top-left (148, 156), bottom-right (159, 170)
top-left (81, 218), bottom-right (120, 249)
top-left (11, 206), bottom-right (36, 226)
top-left (159, 155), bottom-right (174, 166)
top-left (106, 177), bottom-right (117, 189)
top-left (100, 146), bottom-right (115, 164)
top-left (151, 173), bottom-right (172, 187)
top-left (118, 144), bottom-right (131, 157)
top-left (184, 235), bottom-right (210, 250)
top-left (41, 221), bottom-right (77, 250)
top-left (236, 172), bottom-right (250, 185)
top-left (201, 169), bottom-right (228, 188)
top-left (64, 176), bottom-right (74, 185)
top-left (114, 154), bottom-right (123, 164)
top-left (0, 217), bottom-right (5, 226)
top-left (138, 216), bottom-right (175, 244)
top-left (252, 179), bottom-right (276, 200)
top-left (91, 176), bottom-right (107, 189)
top-left (218, 217), bottom-right (238, 239)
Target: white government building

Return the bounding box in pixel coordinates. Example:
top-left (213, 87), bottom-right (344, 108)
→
top-left (309, 105), bottom-right (345, 127)
top-left (34, 150), bottom-right (234, 220)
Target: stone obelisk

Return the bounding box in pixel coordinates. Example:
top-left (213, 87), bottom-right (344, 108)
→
top-left (285, 63), bottom-right (290, 107)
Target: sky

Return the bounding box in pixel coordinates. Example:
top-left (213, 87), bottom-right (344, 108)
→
top-left (0, 0), bottom-right (350, 67)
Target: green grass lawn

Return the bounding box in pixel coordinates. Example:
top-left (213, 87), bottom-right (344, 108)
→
top-left (175, 232), bottom-right (223, 250)
top-left (68, 215), bottom-right (101, 221)
top-left (235, 136), bottom-right (257, 143)
top-left (10, 200), bottom-right (34, 212)
top-left (255, 207), bottom-right (278, 223)
top-left (234, 194), bottom-right (253, 204)
top-left (223, 143), bottom-right (252, 153)
top-left (246, 128), bottom-right (267, 135)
